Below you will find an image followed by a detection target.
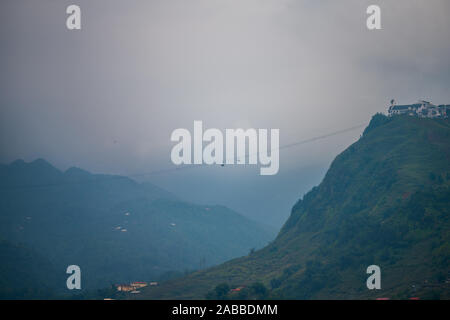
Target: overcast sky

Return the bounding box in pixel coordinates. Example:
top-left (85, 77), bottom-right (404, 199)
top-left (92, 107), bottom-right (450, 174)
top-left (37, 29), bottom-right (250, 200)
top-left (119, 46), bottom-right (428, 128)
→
top-left (1, 0), bottom-right (450, 227)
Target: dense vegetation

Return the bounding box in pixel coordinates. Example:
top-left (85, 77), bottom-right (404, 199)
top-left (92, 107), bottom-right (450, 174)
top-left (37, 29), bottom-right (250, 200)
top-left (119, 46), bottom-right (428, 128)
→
top-left (138, 115), bottom-right (450, 300)
top-left (0, 240), bottom-right (62, 299)
top-left (0, 160), bottom-right (274, 298)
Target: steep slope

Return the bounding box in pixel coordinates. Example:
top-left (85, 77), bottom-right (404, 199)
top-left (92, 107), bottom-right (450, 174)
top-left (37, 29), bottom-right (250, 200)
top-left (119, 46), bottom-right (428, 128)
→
top-left (0, 160), bottom-right (274, 296)
top-left (139, 115), bottom-right (450, 300)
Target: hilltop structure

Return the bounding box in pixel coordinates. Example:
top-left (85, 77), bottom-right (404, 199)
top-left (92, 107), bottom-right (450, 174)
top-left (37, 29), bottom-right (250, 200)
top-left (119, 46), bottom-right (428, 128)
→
top-left (388, 100), bottom-right (450, 118)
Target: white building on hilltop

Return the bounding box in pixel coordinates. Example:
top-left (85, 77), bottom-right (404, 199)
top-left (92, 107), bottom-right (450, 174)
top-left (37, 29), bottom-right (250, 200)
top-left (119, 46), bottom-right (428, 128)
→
top-left (388, 100), bottom-right (449, 118)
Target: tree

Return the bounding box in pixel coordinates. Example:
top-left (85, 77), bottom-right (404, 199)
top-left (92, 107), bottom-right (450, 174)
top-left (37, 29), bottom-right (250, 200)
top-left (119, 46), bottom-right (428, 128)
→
top-left (250, 282), bottom-right (268, 299)
top-left (214, 283), bottom-right (230, 300)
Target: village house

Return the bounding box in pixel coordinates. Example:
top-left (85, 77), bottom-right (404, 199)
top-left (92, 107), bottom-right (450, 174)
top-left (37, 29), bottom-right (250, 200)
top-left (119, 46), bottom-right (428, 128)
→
top-left (131, 281), bottom-right (148, 289)
top-left (388, 100), bottom-right (450, 118)
top-left (116, 284), bottom-right (135, 292)
top-left (116, 281), bottom-right (148, 292)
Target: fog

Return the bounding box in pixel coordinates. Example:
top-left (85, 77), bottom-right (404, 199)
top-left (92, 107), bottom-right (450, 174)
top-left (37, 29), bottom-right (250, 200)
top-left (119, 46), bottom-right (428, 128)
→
top-left (1, 0), bottom-right (450, 227)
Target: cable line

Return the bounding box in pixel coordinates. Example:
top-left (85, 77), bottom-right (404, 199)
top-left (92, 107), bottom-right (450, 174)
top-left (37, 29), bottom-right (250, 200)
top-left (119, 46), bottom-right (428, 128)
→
top-left (0, 122), bottom-right (366, 191)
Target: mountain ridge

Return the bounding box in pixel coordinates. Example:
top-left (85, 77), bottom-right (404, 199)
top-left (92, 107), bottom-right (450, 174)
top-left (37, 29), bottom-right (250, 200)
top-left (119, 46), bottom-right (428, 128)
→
top-left (0, 159), bottom-right (274, 296)
top-left (137, 114), bottom-right (450, 300)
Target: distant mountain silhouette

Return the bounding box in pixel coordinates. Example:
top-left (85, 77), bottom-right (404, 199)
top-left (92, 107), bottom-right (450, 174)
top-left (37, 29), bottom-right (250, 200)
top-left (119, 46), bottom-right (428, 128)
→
top-left (0, 159), bottom-right (273, 298)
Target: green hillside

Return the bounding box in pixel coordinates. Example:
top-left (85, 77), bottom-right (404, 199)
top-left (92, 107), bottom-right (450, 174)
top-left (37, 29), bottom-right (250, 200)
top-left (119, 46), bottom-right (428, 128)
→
top-left (138, 114), bottom-right (450, 300)
top-left (0, 160), bottom-right (274, 297)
